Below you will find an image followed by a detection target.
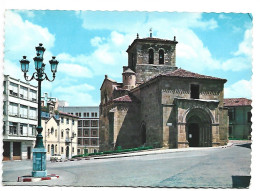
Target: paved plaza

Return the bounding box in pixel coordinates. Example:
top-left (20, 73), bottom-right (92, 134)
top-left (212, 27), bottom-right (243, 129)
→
top-left (2, 142), bottom-right (251, 188)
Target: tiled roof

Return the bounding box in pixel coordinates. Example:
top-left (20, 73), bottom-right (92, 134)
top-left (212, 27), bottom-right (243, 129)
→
top-left (224, 98), bottom-right (252, 107)
top-left (162, 68), bottom-right (227, 81)
top-left (112, 95), bottom-right (139, 103)
top-left (126, 37), bottom-right (177, 52)
top-left (142, 37), bottom-right (176, 42)
top-left (113, 95), bottom-right (133, 102)
top-left (58, 111), bottom-right (79, 118)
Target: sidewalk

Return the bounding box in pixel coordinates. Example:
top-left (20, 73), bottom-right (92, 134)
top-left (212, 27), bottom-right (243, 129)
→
top-left (73, 143), bottom-right (235, 161)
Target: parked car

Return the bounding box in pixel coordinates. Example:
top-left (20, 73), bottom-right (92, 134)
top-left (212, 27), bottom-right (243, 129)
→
top-left (50, 154), bottom-right (62, 161)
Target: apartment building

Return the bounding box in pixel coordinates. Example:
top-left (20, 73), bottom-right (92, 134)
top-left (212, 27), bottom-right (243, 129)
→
top-left (42, 111), bottom-right (78, 160)
top-left (224, 98), bottom-right (252, 140)
top-left (58, 106), bottom-right (99, 154)
top-left (3, 75), bottom-right (38, 161)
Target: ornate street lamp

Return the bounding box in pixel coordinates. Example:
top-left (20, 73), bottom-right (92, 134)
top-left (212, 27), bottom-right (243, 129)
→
top-left (20, 43), bottom-right (59, 177)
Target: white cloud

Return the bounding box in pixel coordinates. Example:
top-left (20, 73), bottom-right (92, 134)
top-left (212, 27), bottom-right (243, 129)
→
top-left (234, 29), bottom-right (252, 57)
top-left (53, 84), bottom-right (98, 106)
top-left (4, 10), bottom-right (55, 64)
top-left (54, 83), bottom-right (95, 94)
top-left (90, 37), bottom-right (103, 47)
top-left (224, 79), bottom-right (252, 98)
top-left (57, 92), bottom-right (99, 106)
top-left (222, 57), bottom-right (251, 71)
top-left (3, 59), bottom-right (24, 80)
top-left (58, 63), bottom-right (93, 78)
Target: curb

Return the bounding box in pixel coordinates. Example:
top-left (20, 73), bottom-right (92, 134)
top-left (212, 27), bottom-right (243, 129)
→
top-left (18, 174), bottom-right (59, 182)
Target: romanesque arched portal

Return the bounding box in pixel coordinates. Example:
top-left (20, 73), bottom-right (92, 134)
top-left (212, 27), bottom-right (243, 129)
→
top-left (186, 108), bottom-right (212, 147)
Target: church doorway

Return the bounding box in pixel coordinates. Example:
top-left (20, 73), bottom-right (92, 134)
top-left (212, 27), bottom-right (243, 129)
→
top-left (66, 146), bottom-right (69, 158)
top-left (186, 108), bottom-right (212, 147)
top-left (188, 123), bottom-right (200, 147)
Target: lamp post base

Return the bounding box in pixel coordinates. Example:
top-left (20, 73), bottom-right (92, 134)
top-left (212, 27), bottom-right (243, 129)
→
top-left (32, 148), bottom-right (47, 177)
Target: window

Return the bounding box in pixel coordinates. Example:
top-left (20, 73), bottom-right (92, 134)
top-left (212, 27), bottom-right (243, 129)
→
top-left (91, 120), bottom-right (98, 127)
top-left (228, 108), bottom-right (235, 121)
top-left (29, 89), bottom-right (37, 102)
top-left (148, 49), bottom-right (154, 64)
top-left (78, 129), bottom-right (82, 137)
top-left (3, 81), bottom-right (6, 94)
top-left (78, 120), bottom-right (82, 127)
top-left (87, 112), bottom-right (89, 117)
top-left (76, 113), bottom-right (78, 116)
top-left (66, 118), bottom-right (69, 124)
top-left (91, 139), bottom-right (97, 146)
top-left (78, 138), bottom-right (82, 145)
top-left (190, 84), bottom-right (200, 99)
top-left (79, 113), bottom-right (81, 117)
top-left (61, 147), bottom-right (64, 153)
top-left (3, 101), bottom-right (6, 115)
top-left (48, 145), bottom-right (50, 153)
top-left (72, 147), bottom-right (74, 153)
top-left (20, 86), bottom-right (28, 99)
top-left (55, 145), bottom-right (57, 153)
top-left (248, 112), bottom-right (252, 123)
top-left (77, 149), bottom-right (81, 154)
top-left (91, 129), bottom-right (97, 137)
top-left (9, 122), bottom-right (18, 135)
top-left (61, 117), bottom-right (64, 123)
top-left (20, 123), bottom-right (27, 136)
top-left (72, 119), bottom-right (75, 125)
top-left (159, 49), bottom-right (164, 64)
top-left (94, 112), bottom-right (98, 118)
top-left (61, 130), bottom-right (64, 138)
top-left (29, 107), bottom-right (37, 120)
top-left (9, 82), bottom-right (18, 96)
top-left (20, 105), bottom-right (28, 118)
top-left (55, 130), bottom-right (57, 137)
top-left (83, 120), bottom-right (90, 127)
top-left (91, 112), bottom-right (94, 117)
top-left (84, 112), bottom-right (86, 117)
top-left (9, 102), bottom-right (18, 116)
top-left (84, 138), bottom-right (89, 145)
top-left (83, 129), bottom-right (89, 137)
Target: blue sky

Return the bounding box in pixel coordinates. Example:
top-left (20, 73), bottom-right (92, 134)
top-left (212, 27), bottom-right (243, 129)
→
top-left (4, 10), bottom-right (252, 106)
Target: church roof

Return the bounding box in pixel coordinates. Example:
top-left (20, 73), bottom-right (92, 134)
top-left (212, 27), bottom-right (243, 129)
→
top-left (112, 94), bottom-right (140, 103)
top-left (162, 68), bottom-right (227, 82)
top-left (224, 98), bottom-right (252, 107)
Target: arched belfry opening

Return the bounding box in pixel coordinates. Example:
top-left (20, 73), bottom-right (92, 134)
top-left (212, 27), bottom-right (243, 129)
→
top-left (186, 108), bottom-right (212, 147)
top-left (148, 49), bottom-right (154, 64)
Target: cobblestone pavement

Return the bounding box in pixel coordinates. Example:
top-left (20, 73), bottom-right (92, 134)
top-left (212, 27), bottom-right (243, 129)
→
top-left (2, 142), bottom-right (251, 188)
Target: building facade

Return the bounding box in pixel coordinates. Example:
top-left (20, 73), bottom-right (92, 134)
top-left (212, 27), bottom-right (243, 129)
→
top-left (224, 98), bottom-right (252, 140)
top-left (42, 112), bottom-right (78, 160)
top-left (99, 34), bottom-right (229, 151)
top-left (3, 75), bottom-right (38, 161)
top-left (58, 106), bottom-right (100, 154)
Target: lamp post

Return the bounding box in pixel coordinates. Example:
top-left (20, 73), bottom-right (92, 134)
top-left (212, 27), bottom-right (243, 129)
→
top-left (20, 43), bottom-right (59, 177)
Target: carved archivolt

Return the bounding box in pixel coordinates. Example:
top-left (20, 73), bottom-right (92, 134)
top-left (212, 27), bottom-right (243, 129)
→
top-left (180, 106), bottom-right (215, 124)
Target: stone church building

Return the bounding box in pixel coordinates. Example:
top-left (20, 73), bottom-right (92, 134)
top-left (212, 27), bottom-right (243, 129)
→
top-left (99, 33), bottom-right (229, 151)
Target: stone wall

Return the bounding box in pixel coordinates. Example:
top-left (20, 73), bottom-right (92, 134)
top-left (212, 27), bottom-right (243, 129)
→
top-left (138, 81), bottom-right (163, 148)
